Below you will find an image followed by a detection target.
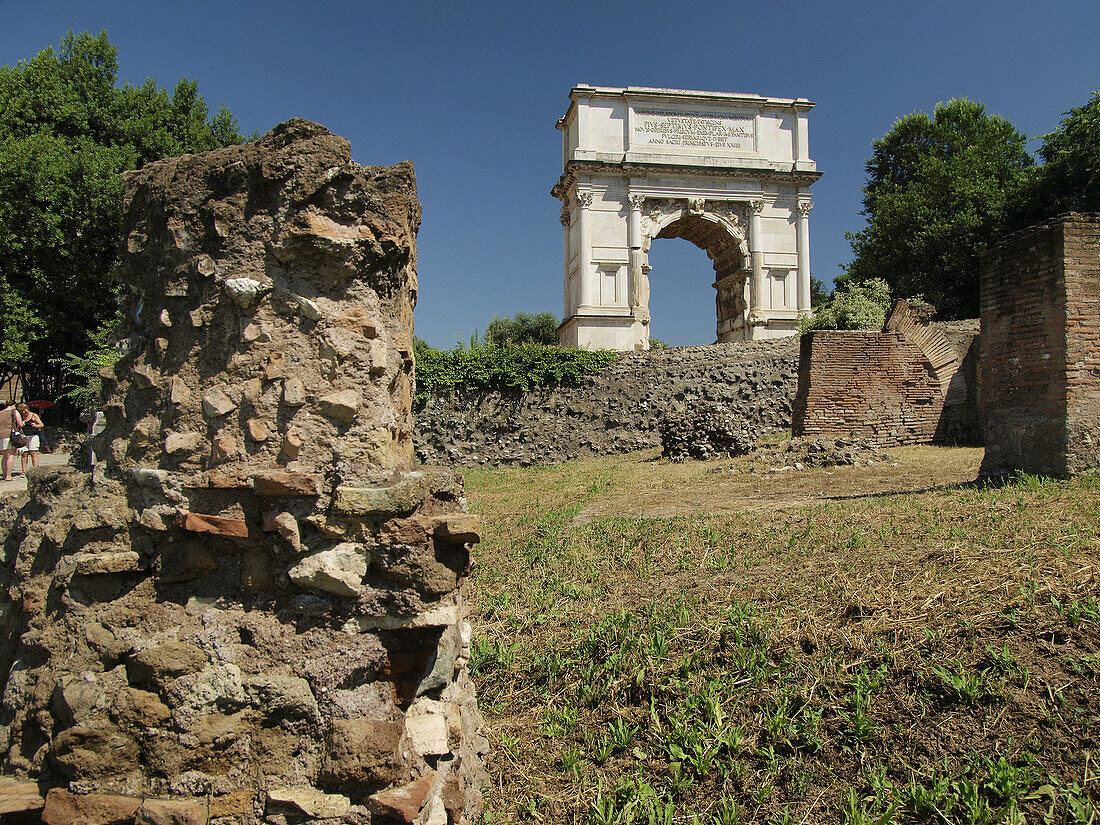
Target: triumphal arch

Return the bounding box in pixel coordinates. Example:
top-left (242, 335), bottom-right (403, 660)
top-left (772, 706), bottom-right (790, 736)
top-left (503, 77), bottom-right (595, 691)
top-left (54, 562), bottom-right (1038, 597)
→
top-left (552, 85), bottom-right (821, 350)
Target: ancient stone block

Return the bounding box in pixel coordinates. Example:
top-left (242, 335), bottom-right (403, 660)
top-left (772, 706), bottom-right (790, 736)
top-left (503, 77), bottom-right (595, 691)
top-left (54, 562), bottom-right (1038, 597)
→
top-left (41, 789), bottom-right (141, 825)
top-left (73, 550), bottom-right (143, 576)
top-left (282, 377), bottom-right (306, 407)
top-left (178, 512), bottom-right (252, 538)
top-left (317, 389), bottom-right (360, 423)
top-left (202, 386), bottom-right (237, 419)
top-left (262, 511), bottom-right (301, 552)
top-left (246, 417), bottom-right (271, 442)
top-left (134, 797), bottom-right (208, 825)
top-left (127, 642), bottom-right (207, 686)
top-left (253, 470), bottom-right (322, 496)
top-left (333, 472), bottom-right (429, 517)
top-left (165, 431), bottom-right (203, 455)
top-left (224, 277), bottom-right (267, 310)
top-left (431, 513), bottom-right (481, 544)
top-left (280, 430), bottom-right (304, 459)
top-left (52, 725), bottom-right (140, 778)
top-left (266, 787), bottom-right (351, 819)
top-left (321, 717), bottom-right (404, 784)
top-left (0, 778), bottom-right (44, 815)
top-left (288, 544), bottom-right (368, 597)
top-left (368, 772), bottom-right (436, 824)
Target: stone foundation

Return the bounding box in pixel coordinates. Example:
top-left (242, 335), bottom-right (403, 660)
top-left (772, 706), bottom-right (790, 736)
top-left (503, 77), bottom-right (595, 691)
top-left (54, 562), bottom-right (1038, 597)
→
top-left (980, 213), bottom-right (1100, 477)
top-left (0, 120), bottom-right (485, 823)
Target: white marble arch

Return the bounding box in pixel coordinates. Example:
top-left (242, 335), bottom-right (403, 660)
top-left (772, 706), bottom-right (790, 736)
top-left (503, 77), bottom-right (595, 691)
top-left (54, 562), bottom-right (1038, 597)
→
top-left (552, 85), bottom-right (822, 351)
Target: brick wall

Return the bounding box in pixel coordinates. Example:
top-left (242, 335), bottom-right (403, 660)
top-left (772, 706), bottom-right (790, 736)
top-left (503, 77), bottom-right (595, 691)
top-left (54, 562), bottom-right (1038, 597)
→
top-left (980, 213), bottom-right (1100, 477)
top-left (791, 303), bottom-right (977, 447)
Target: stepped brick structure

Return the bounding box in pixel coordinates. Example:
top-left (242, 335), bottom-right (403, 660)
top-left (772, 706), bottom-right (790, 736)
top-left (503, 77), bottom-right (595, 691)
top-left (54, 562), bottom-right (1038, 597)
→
top-left (791, 301), bottom-right (979, 446)
top-left (980, 213), bottom-right (1100, 477)
top-left (0, 120), bottom-right (485, 824)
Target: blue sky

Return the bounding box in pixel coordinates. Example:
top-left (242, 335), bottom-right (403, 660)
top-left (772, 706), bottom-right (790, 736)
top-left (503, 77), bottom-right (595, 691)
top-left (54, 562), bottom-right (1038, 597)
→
top-left (2, 1), bottom-right (1097, 346)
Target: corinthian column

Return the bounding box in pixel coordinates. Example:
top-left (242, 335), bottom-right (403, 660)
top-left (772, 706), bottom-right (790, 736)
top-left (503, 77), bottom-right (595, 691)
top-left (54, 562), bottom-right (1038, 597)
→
top-left (796, 198), bottom-right (813, 315)
top-left (628, 195), bottom-right (648, 313)
top-left (748, 199), bottom-right (765, 325)
top-left (576, 190), bottom-right (595, 309)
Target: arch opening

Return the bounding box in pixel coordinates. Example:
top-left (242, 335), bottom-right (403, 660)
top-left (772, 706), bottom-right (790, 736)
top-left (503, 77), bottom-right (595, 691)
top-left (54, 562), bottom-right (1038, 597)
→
top-left (642, 211), bottom-right (749, 345)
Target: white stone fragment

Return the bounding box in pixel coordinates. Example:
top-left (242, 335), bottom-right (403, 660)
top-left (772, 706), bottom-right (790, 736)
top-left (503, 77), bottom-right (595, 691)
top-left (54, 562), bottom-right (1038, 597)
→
top-left (405, 697), bottom-right (450, 756)
top-left (287, 544), bottom-right (368, 598)
top-left (224, 277), bottom-right (266, 310)
top-left (201, 386), bottom-right (237, 418)
top-left (267, 787), bottom-right (351, 819)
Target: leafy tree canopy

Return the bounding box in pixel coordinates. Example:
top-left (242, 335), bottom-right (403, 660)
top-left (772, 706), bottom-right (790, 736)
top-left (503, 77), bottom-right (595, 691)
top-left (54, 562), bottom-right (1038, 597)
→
top-left (843, 98), bottom-right (1032, 320)
top-left (485, 311), bottom-right (560, 347)
top-left (1025, 91), bottom-right (1100, 221)
top-left (0, 30), bottom-right (249, 405)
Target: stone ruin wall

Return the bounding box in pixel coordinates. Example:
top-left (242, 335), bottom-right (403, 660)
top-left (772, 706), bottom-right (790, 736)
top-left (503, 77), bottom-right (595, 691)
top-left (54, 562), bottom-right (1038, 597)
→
top-left (414, 340), bottom-right (800, 466)
top-left (791, 302), bottom-right (980, 447)
top-left (0, 120), bottom-right (485, 824)
top-left (980, 213), bottom-right (1100, 477)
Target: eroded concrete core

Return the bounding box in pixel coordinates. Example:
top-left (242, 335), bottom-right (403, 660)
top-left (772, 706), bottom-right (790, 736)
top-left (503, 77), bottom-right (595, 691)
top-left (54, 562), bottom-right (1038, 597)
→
top-left (0, 119), bottom-right (485, 824)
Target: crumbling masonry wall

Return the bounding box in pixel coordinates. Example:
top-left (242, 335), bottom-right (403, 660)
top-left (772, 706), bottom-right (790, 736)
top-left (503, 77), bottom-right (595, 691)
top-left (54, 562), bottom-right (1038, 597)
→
top-left (980, 213), bottom-right (1100, 477)
top-left (0, 119), bottom-right (485, 824)
top-left (791, 302), bottom-right (979, 447)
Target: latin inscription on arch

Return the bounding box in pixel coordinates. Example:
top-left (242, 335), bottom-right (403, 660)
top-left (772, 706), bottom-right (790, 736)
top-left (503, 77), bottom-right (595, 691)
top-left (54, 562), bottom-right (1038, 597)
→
top-left (633, 109), bottom-right (755, 151)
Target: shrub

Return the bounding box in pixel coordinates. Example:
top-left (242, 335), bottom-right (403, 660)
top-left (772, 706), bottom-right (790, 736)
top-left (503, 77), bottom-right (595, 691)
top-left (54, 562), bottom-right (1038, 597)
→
top-left (798, 278), bottom-right (891, 333)
top-left (414, 340), bottom-right (620, 405)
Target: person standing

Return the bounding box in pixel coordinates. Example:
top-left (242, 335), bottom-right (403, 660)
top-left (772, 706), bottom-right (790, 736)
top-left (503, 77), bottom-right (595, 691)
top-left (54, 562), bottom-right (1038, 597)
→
top-left (0, 401), bottom-right (23, 481)
top-left (16, 403), bottom-right (43, 476)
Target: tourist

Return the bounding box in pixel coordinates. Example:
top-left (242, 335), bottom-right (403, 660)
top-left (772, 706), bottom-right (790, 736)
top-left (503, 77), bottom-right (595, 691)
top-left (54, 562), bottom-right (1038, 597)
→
top-left (0, 401), bottom-right (24, 481)
top-left (16, 403), bottom-right (43, 475)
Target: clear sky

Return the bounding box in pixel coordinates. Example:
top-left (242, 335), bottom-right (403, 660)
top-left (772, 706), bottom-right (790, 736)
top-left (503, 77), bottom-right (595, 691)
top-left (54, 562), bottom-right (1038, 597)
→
top-left (2, 1), bottom-right (1097, 346)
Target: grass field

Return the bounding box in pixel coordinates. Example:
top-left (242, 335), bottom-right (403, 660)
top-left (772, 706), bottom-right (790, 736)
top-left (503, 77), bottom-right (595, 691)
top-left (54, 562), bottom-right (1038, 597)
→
top-left (463, 446), bottom-right (1100, 824)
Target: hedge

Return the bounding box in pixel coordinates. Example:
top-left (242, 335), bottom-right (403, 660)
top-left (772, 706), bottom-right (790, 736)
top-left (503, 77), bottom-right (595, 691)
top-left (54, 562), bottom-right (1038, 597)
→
top-left (414, 342), bottom-right (620, 405)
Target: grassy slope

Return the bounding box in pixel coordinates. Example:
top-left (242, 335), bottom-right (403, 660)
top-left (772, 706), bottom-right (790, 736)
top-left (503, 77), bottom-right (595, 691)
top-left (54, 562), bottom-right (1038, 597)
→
top-left (463, 448), bottom-right (1100, 825)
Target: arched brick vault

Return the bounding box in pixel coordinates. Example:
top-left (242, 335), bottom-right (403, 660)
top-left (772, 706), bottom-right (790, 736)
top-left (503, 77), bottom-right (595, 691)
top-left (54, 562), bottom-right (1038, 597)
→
top-left (654, 214), bottom-right (747, 281)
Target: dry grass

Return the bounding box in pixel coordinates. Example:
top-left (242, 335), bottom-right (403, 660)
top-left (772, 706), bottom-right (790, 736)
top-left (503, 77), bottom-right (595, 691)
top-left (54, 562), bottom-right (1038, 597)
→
top-left (463, 448), bottom-right (1100, 824)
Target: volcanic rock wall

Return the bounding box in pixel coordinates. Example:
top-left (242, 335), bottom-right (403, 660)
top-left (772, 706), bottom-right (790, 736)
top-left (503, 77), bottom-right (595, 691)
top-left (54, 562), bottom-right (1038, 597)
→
top-left (414, 339), bottom-right (800, 466)
top-left (980, 213), bottom-right (1100, 477)
top-left (0, 120), bottom-right (484, 824)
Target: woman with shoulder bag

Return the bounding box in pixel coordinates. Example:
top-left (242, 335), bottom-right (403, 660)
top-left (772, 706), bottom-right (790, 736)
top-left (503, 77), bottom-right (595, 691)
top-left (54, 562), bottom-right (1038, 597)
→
top-left (0, 401), bottom-right (24, 481)
top-left (16, 403), bottom-right (43, 475)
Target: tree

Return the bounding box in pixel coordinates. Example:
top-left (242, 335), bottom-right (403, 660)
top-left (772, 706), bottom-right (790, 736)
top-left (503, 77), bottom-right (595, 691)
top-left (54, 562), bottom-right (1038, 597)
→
top-left (0, 30), bottom-right (249, 407)
top-left (843, 98), bottom-right (1032, 320)
top-left (485, 312), bottom-right (560, 346)
top-left (1025, 91), bottom-right (1100, 221)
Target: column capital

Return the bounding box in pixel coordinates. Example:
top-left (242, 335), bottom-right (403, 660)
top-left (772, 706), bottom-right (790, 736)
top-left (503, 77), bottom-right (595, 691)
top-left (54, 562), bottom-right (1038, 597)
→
top-left (560, 206), bottom-right (571, 227)
top-left (628, 194), bottom-right (646, 210)
top-left (576, 191), bottom-right (594, 208)
top-left (750, 199), bottom-right (766, 215)
top-left (796, 199), bottom-right (814, 216)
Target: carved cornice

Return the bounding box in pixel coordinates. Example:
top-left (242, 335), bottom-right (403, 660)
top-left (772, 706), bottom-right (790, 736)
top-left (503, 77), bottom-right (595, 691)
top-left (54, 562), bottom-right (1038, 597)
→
top-left (551, 160), bottom-right (823, 200)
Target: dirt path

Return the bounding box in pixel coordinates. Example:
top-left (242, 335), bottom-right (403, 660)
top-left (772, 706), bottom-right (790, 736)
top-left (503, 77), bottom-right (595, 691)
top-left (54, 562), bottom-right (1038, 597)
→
top-left (572, 445), bottom-right (986, 521)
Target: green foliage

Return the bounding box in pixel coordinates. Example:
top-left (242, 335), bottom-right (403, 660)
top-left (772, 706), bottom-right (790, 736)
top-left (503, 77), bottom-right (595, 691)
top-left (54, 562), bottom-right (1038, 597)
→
top-left (53, 314), bottom-right (120, 410)
top-left (414, 340), bottom-right (619, 405)
top-left (485, 311), bottom-right (561, 346)
top-left (648, 336), bottom-right (670, 350)
top-left (798, 278), bottom-right (891, 333)
top-left (1023, 90), bottom-right (1100, 222)
top-left (844, 99), bottom-right (1032, 320)
top-left (0, 30), bottom-right (248, 406)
